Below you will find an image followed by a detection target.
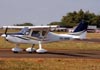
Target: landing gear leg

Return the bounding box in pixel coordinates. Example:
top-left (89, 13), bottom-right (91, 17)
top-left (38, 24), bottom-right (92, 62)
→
top-left (11, 44), bottom-right (22, 53)
top-left (26, 44), bottom-right (36, 53)
top-left (36, 41), bottom-right (47, 53)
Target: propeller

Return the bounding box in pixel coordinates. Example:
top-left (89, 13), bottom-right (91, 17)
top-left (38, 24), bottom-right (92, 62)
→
top-left (1, 27), bottom-right (9, 47)
top-left (1, 27), bottom-right (9, 42)
top-left (1, 27), bottom-right (8, 38)
top-left (4, 27), bottom-right (8, 37)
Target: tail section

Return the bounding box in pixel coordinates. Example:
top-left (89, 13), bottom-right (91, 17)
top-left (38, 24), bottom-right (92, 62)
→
top-left (69, 20), bottom-right (88, 39)
top-left (73, 20), bottom-right (88, 32)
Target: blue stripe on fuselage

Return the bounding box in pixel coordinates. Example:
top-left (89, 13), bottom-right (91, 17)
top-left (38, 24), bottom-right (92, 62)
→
top-left (6, 32), bottom-right (24, 35)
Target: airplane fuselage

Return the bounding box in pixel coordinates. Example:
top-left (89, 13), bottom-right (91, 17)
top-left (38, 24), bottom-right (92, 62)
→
top-left (4, 32), bottom-right (83, 45)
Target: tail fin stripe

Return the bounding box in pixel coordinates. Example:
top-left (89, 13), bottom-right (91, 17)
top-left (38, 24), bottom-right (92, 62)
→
top-left (73, 20), bottom-right (88, 32)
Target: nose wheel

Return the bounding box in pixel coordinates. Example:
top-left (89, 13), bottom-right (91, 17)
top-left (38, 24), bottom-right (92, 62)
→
top-left (11, 44), bottom-right (22, 53)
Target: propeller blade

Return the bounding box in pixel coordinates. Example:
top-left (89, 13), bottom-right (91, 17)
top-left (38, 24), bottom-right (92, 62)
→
top-left (4, 27), bottom-right (8, 37)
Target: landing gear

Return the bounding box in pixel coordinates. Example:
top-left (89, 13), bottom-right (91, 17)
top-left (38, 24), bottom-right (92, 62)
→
top-left (26, 44), bottom-right (36, 53)
top-left (11, 41), bottom-right (47, 53)
top-left (36, 41), bottom-right (47, 53)
top-left (11, 44), bottom-right (22, 53)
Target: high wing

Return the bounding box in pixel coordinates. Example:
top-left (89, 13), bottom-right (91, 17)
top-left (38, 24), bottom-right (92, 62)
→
top-left (2, 25), bottom-right (58, 29)
top-left (2, 25), bottom-right (58, 40)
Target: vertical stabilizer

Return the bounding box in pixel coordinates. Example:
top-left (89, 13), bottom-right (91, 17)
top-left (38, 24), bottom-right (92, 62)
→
top-left (73, 20), bottom-right (88, 32)
top-left (69, 20), bottom-right (88, 39)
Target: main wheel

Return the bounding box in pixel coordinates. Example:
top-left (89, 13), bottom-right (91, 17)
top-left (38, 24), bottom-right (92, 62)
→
top-left (36, 48), bottom-right (47, 53)
top-left (12, 47), bottom-right (22, 53)
top-left (26, 47), bottom-right (36, 53)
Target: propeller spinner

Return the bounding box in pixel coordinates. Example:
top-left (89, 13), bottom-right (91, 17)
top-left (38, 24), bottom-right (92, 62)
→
top-left (1, 27), bottom-right (8, 38)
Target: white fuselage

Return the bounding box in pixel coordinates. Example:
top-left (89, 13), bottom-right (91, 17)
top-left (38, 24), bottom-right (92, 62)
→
top-left (4, 31), bottom-right (86, 44)
top-left (6, 35), bottom-right (39, 44)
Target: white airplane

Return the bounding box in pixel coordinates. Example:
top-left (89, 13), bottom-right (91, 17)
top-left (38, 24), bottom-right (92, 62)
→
top-left (1, 20), bottom-right (88, 53)
top-left (2, 25), bottom-right (58, 29)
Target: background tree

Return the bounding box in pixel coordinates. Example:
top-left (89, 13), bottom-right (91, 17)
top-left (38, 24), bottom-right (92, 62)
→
top-left (48, 22), bottom-right (61, 25)
top-left (14, 23), bottom-right (34, 26)
top-left (48, 9), bottom-right (100, 28)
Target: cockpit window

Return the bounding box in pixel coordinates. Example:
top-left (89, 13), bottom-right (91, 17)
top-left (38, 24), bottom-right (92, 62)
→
top-left (31, 31), bottom-right (47, 38)
top-left (24, 29), bottom-right (31, 35)
top-left (31, 31), bottom-right (40, 37)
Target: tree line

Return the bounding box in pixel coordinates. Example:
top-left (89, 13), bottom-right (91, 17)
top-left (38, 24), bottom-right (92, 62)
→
top-left (49, 9), bottom-right (100, 28)
top-left (14, 23), bottom-right (34, 26)
top-left (14, 9), bottom-right (100, 28)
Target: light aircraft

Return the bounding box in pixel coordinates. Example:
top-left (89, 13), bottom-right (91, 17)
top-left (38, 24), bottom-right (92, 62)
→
top-left (2, 25), bottom-right (58, 29)
top-left (1, 20), bottom-right (88, 53)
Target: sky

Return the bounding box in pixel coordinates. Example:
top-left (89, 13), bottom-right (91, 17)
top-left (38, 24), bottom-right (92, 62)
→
top-left (0, 0), bottom-right (100, 26)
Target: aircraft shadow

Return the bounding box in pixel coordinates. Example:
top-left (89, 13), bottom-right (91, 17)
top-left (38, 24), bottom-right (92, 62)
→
top-left (77, 38), bottom-right (100, 43)
top-left (46, 52), bottom-right (88, 58)
top-left (45, 50), bottom-right (100, 58)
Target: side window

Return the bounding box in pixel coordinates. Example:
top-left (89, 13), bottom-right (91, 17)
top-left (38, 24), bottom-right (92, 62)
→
top-left (31, 31), bottom-right (47, 38)
top-left (31, 31), bottom-right (40, 37)
top-left (42, 31), bottom-right (46, 36)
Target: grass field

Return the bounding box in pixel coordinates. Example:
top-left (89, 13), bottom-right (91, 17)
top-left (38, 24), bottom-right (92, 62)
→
top-left (0, 33), bottom-right (100, 50)
top-left (0, 58), bottom-right (100, 70)
top-left (0, 30), bottom-right (100, 70)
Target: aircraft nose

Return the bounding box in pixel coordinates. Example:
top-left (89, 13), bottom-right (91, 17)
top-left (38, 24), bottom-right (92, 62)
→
top-left (1, 34), bottom-right (6, 38)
